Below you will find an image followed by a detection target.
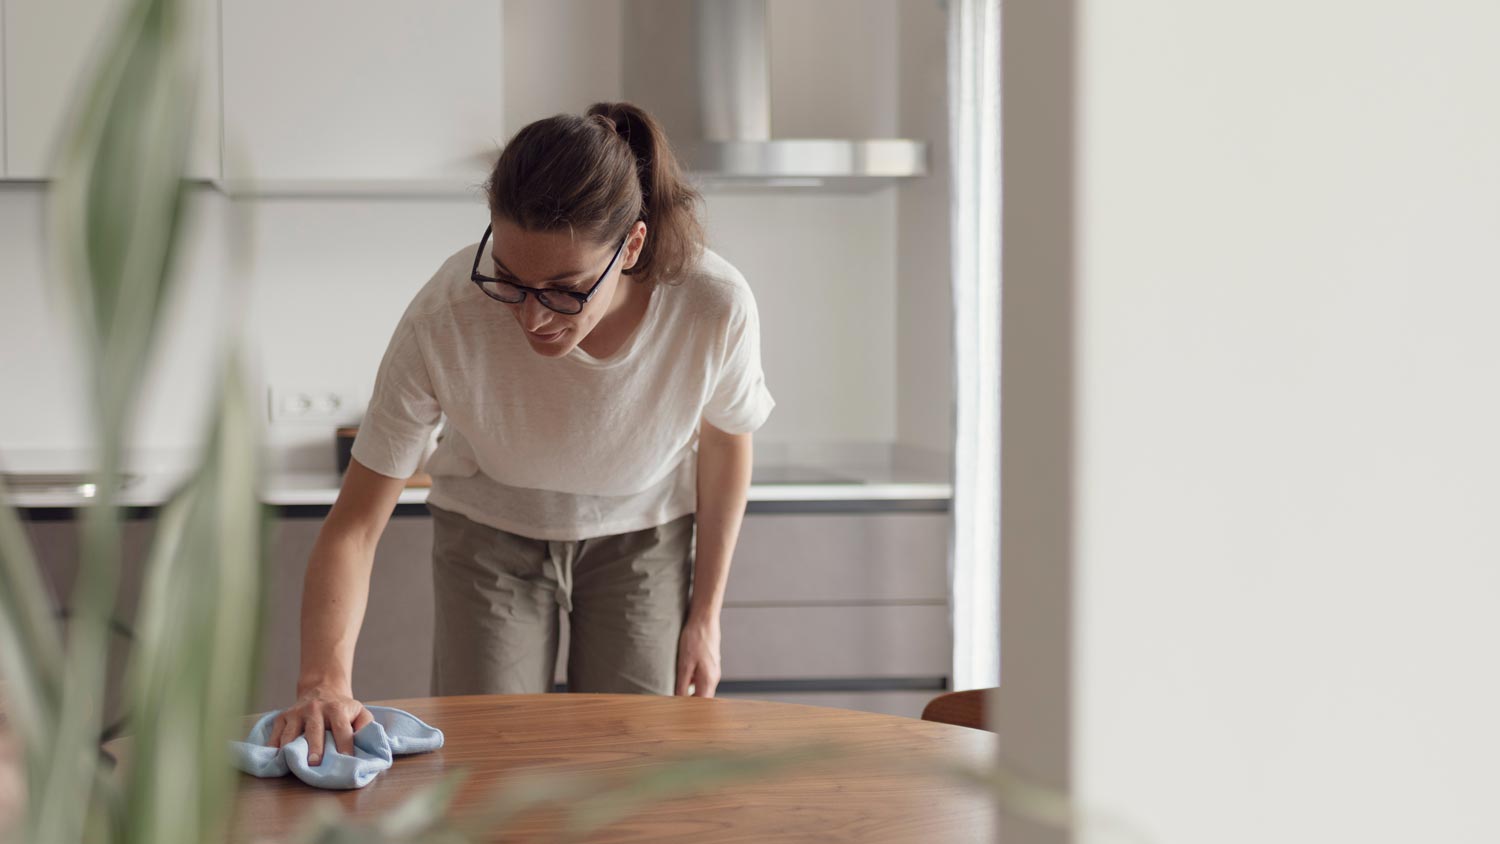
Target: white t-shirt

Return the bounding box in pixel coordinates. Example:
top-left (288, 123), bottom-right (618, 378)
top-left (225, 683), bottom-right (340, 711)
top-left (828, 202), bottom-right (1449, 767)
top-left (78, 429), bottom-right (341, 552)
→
top-left (350, 241), bottom-right (775, 541)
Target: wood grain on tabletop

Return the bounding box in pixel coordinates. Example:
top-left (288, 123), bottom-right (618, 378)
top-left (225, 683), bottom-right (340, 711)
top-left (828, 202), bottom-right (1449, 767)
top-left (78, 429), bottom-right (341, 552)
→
top-left (215, 694), bottom-right (998, 843)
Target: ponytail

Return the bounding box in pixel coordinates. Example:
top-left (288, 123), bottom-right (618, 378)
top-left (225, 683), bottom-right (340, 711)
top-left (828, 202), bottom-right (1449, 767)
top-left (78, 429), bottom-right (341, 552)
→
top-left (586, 102), bottom-right (703, 285)
top-left (485, 102), bottom-right (703, 287)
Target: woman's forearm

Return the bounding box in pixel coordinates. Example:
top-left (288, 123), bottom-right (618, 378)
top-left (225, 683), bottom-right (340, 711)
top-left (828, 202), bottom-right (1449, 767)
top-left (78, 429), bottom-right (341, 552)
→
top-left (692, 423), bottom-right (754, 620)
top-left (296, 529), bottom-right (377, 696)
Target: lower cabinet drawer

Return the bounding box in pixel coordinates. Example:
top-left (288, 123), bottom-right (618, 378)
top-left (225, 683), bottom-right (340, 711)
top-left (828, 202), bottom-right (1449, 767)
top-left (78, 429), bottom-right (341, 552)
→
top-left (558, 607), bottom-right (951, 691)
top-left (257, 516), bottom-right (952, 707)
top-left (717, 691), bottom-right (938, 720)
top-left (728, 512), bottom-right (950, 603)
top-left (259, 517), bottom-right (436, 711)
top-left (23, 510), bottom-right (951, 719)
top-left (721, 604), bottom-right (950, 679)
top-left (23, 518), bottom-right (159, 730)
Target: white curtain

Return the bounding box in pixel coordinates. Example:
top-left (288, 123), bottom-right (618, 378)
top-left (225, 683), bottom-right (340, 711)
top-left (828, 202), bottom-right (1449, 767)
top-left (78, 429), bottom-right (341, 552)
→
top-left (948, 0), bottom-right (1002, 691)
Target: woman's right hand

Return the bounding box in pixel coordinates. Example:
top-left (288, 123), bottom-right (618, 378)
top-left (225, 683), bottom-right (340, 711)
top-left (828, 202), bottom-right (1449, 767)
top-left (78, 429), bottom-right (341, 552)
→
top-left (270, 686), bottom-right (375, 766)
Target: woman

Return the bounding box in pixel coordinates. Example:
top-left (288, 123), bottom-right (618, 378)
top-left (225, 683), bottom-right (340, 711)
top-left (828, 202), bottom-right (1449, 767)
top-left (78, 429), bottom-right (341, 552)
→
top-left (270, 103), bottom-right (773, 766)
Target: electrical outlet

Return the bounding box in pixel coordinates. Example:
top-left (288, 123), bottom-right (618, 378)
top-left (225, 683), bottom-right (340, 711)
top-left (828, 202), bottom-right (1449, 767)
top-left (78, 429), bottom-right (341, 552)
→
top-left (268, 385), bottom-right (363, 425)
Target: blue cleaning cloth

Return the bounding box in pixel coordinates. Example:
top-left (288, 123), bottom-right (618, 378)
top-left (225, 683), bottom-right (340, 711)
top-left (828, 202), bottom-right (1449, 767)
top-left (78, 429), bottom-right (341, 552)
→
top-left (230, 705), bottom-right (444, 790)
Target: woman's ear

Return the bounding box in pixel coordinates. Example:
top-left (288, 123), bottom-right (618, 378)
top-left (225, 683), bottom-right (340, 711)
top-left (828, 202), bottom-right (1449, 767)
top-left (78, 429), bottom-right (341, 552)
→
top-left (623, 220), bottom-right (648, 271)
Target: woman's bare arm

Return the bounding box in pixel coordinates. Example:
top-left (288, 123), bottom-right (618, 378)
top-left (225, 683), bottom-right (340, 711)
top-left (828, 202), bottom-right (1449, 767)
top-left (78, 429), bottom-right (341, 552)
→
top-left (270, 458), bottom-right (407, 765)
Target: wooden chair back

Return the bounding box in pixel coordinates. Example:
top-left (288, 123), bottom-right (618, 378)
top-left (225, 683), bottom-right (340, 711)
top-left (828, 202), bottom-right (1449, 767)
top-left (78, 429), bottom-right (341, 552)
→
top-left (921, 688), bottom-right (996, 731)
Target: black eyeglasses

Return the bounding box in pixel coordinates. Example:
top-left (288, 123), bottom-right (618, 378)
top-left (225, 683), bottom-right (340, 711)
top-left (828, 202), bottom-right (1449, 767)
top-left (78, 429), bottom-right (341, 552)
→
top-left (470, 223), bottom-right (628, 316)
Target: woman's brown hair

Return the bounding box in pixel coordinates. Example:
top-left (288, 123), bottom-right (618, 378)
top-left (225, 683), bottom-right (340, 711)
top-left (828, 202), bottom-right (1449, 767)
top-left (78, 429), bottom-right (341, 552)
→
top-left (485, 102), bottom-right (703, 287)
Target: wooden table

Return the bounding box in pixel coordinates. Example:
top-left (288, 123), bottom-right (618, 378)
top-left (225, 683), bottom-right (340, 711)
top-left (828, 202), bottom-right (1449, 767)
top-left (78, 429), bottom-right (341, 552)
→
top-left (224, 694), bottom-right (997, 843)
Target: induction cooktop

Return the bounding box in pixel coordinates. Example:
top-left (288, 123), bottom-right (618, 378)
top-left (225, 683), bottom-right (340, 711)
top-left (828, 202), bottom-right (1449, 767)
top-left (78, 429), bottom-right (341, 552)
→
top-left (750, 466), bottom-right (862, 485)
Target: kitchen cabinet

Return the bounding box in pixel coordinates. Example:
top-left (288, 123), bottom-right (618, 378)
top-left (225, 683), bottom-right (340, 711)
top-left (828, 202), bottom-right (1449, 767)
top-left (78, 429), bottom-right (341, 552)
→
top-left (717, 691), bottom-right (936, 720)
top-left (19, 504), bottom-right (951, 719)
top-left (20, 512), bottom-right (437, 715)
top-left (727, 512), bottom-right (949, 603)
top-left (258, 508), bottom-right (951, 713)
top-left (718, 510), bottom-right (950, 680)
top-left (3, 0), bottom-right (501, 186)
top-left (2, 0), bottom-right (220, 179)
top-left (720, 604), bottom-right (948, 679)
top-left (549, 513), bottom-right (952, 694)
top-left (257, 515), bottom-right (436, 711)
top-left (717, 511), bottom-right (952, 718)
top-left (219, 0), bottom-right (504, 186)
top-left (22, 517), bottom-right (161, 729)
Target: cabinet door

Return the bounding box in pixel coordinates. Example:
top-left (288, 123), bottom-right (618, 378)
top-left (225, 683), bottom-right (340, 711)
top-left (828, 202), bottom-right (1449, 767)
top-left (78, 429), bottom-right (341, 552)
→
top-left (727, 512), bottom-right (950, 604)
top-left (721, 604), bottom-right (950, 680)
top-left (259, 515), bottom-right (436, 711)
top-left (220, 1), bottom-right (503, 183)
top-left (24, 517), bottom-right (161, 730)
top-left (717, 691), bottom-right (935, 720)
top-left (718, 513), bottom-right (951, 685)
top-left (3, 0), bottom-right (220, 179)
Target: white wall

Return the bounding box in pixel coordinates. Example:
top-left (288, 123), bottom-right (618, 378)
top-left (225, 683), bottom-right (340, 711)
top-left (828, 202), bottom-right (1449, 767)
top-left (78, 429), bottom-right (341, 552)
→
top-left (1004, 2), bottom-right (1500, 843)
top-left (243, 195), bottom-right (487, 470)
top-left (896, 0), bottom-right (953, 457)
top-left (705, 189), bottom-right (899, 446)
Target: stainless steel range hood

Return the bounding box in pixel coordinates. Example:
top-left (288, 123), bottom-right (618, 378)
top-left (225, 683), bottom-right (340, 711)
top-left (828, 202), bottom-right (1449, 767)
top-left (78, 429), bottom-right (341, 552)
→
top-left (627, 0), bottom-right (928, 185)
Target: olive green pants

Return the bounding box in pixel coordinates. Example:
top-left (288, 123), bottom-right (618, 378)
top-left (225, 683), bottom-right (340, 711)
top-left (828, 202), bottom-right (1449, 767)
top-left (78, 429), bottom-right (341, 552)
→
top-left (429, 504), bottom-right (694, 697)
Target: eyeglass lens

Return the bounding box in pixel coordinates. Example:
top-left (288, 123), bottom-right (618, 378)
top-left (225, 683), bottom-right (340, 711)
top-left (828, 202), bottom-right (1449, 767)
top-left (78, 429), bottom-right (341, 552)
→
top-left (476, 280), bottom-right (584, 315)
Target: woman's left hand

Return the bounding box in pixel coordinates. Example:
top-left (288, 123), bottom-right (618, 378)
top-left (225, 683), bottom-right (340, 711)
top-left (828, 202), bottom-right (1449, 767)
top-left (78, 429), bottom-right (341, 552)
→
top-left (675, 614), bottom-right (723, 697)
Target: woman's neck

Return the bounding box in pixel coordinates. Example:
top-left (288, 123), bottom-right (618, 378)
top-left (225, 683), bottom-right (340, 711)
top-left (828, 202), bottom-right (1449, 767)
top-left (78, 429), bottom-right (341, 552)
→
top-left (579, 279), bottom-right (652, 359)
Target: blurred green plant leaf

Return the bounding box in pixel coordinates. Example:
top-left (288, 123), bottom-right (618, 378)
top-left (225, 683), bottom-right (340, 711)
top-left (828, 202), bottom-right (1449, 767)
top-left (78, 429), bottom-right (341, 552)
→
top-left (562, 746), bottom-right (826, 836)
top-left (373, 769), bottom-right (471, 839)
top-left (290, 770), bottom-right (472, 844)
top-left (427, 745), bottom-right (825, 842)
top-left (27, 0), bottom-right (202, 838)
top-left (48, 0), bottom-right (198, 435)
top-left (0, 492), bottom-right (63, 767)
top-left (119, 357), bottom-right (266, 844)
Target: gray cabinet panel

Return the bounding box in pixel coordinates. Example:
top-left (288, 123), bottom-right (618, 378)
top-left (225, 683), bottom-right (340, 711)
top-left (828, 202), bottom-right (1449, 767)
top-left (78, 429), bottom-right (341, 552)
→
top-left (726, 512), bottom-right (949, 604)
top-left (257, 517), bottom-right (436, 712)
top-left (717, 691), bottom-right (936, 720)
top-left (257, 519), bottom-right (316, 712)
top-left (355, 518), bottom-right (437, 701)
top-left (23, 518), bottom-right (158, 728)
top-left (721, 605), bottom-right (950, 679)
top-left (23, 514), bottom-right (439, 717)
top-left (18, 506), bottom-right (952, 717)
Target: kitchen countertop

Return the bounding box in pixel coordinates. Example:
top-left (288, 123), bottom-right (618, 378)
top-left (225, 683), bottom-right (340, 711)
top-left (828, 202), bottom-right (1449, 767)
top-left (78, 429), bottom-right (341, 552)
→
top-left (261, 470), bottom-right (953, 506)
top-left (4, 448), bottom-right (953, 514)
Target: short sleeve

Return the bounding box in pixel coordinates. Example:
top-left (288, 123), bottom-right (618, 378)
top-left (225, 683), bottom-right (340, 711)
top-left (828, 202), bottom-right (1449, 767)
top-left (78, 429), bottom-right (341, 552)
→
top-left (702, 286), bottom-right (775, 435)
top-left (350, 316), bottom-right (442, 479)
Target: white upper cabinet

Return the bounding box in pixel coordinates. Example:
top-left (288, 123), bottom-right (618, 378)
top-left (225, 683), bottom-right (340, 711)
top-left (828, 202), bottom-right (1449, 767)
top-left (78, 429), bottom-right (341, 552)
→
top-left (220, 1), bottom-right (504, 186)
top-left (2, 0), bottom-right (220, 180)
